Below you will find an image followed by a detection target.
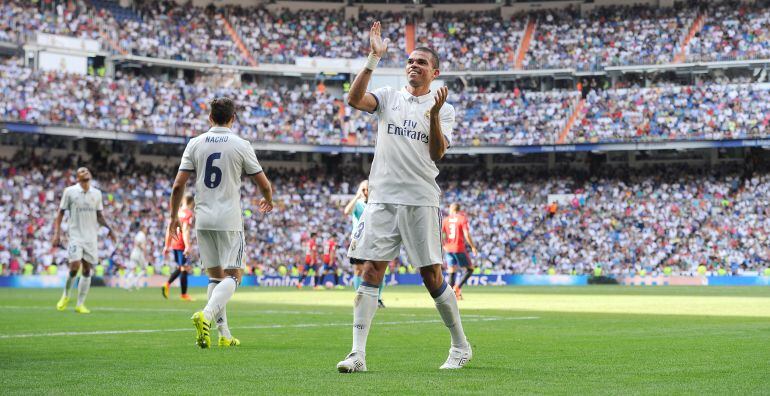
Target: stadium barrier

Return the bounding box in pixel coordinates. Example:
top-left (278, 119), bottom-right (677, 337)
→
top-left (2, 274), bottom-right (769, 288)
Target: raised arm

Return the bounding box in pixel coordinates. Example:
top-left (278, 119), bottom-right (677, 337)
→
top-left (429, 86), bottom-right (450, 161)
top-left (251, 172), bottom-right (273, 213)
top-left (347, 21), bottom-right (389, 113)
top-left (343, 192), bottom-right (361, 216)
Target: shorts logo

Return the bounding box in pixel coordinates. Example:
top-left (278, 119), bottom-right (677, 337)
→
top-left (353, 222), bottom-right (365, 239)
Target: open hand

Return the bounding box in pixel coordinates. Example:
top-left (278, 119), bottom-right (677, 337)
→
top-left (370, 21), bottom-right (389, 57)
top-left (431, 86), bottom-right (448, 116)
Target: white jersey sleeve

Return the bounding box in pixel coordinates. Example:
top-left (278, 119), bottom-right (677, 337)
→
top-left (439, 103), bottom-right (455, 147)
top-left (370, 86), bottom-right (396, 116)
top-left (179, 141), bottom-right (196, 172)
top-left (237, 139), bottom-right (263, 176)
top-left (59, 187), bottom-right (71, 211)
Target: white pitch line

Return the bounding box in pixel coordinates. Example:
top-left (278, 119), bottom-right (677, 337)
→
top-left (0, 316), bottom-right (539, 339)
top-left (0, 306), bottom-right (329, 315)
top-left (0, 306), bottom-right (514, 319)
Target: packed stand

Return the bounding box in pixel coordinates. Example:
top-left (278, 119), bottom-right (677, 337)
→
top-left (454, 85), bottom-right (579, 146)
top-left (510, 166), bottom-right (745, 276)
top-left (415, 10), bottom-right (524, 71)
top-left (1, 57), bottom-right (583, 146)
top-left (0, 59), bottom-right (350, 144)
top-left (524, 4), bottom-right (695, 70)
top-left (688, 1), bottom-right (770, 62)
top-left (572, 82), bottom-right (770, 143)
top-left (2, 152), bottom-right (770, 276)
top-left (0, 0), bottom-right (106, 44)
top-left (672, 172), bottom-right (770, 274)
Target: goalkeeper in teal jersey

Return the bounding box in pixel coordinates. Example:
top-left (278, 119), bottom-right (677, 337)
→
top-left (344, 180), bottom-right (385, 308)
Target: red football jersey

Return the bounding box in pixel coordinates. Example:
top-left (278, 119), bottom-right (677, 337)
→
top-left (304, 238), bottom-right (318, 264)
top-left (170, 208), bottom-right (193, 250)
top-left (442, 213), bottom-right (469, 253)
top-left (323, 239), bottom-right (337, 264)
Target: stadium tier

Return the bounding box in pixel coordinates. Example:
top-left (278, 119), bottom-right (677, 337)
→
top-left (3, 56), bottom-right (770, 145)
top-left (3, 0), bottom-right (770, 70)
top-left (2, 150), bottom-right (768, 277)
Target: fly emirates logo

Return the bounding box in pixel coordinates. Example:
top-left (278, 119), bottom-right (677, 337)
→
top-left (387, 119), bottom-right (428, 143)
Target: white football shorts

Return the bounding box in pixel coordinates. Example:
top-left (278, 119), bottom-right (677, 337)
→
top-left (348, 203), bottom-right (442, 268)
top-left (67, 241), bottom-right (98, 265)
top-left (197, 230), bottom-right (245, 270)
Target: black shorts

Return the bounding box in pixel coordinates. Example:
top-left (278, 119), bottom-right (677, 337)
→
top-left (350, 258), bottom-right (365, 265)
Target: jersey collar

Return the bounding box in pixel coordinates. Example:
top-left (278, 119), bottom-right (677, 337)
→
top-left (400, 87), bottom-right (433, 104)
top-left (208, 126), bottom-right (232, 134)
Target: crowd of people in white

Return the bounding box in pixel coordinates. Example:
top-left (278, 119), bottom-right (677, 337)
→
top-left (4, 0), bottom-right (770, 71)
top-left (2, 151), bottom-right (769, 277)
top-left (6, 56), bottom-right (770, 145)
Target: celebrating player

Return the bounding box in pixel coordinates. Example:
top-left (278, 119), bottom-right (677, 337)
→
top-left (168, 97), bottom-right (273, 348)
top-left (442, 203), bottom-right (478, 300)
top-left (53, 167), bottom-right (116, 313)
top-left (162, 194), bottom-right (195, 301)
top-left (337, 21), bottom-right (471, 372)
top-left (343, 180), bottom-right (385, 307)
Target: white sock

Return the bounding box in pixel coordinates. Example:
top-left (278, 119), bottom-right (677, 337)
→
top-left (63, 273), bottom-right (76, 298)
top-left (207, 280), bottom-right (232, 339)
top-left (77, 276), bottom-right (91, 306)
top-left (203, 277), bottom-right (236, 323)
top-left (351, 283), bottom-right (379, 355)
top-left (433, 283), bottom-right (469, 349)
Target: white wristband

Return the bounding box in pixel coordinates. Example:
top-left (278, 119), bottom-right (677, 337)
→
top-left (365, 53), bottom-right (380, 71)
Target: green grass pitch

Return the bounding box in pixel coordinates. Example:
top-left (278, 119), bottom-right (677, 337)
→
top-left (1, 286), bottom-right (768, 395)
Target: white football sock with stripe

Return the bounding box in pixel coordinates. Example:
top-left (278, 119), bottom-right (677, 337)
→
top-left (207, 280), bottom-right (232, 338)
top-left (433, 283), bottom-right (469, 349)
top-left (76, 276), bottom-right (91, 306)
top-left (203, 277), bottom-right (236, 323)
top-left (351, 283), bottom-right (379, 355)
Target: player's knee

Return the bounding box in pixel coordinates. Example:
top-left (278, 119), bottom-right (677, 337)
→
top-left (81, 268), bottom-right (91, 276)
top-left (419, 266), bottom-right (443, 288)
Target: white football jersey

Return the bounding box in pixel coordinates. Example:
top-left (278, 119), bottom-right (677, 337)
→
top-left (59, 184), bottom-right (103, 245)
top-left (367, 86), bottom-right (455, 208)
top-left (132, 230), bottom-right (146, 254)
top-left (179, 126), bottom-right (262, 231)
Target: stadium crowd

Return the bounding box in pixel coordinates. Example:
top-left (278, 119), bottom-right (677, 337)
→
top-left (9, 0), bottom-right (770, 71)
top-left (524, 4), bottom-right (696, 70)
top-left (7, 56), bottom-right (770, 145)
top-left (572, 82), bottom-right (770, 142)
top-left (2, 150), bottom-right (769, 277)
top-left (688, 1), bottom-right (770, 63)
